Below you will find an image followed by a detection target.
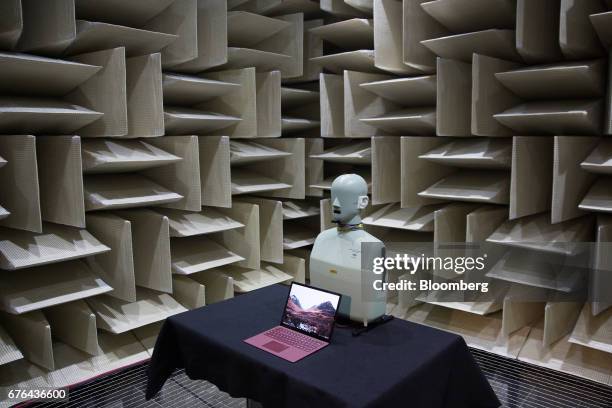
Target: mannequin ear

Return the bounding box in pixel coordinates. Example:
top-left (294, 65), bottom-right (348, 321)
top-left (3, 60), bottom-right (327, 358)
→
top-left (357, 195), bottom-right (369, 209)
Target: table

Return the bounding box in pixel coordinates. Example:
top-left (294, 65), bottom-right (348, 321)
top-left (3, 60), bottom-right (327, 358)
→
top-left (146, 284), bottom-right (500, 408)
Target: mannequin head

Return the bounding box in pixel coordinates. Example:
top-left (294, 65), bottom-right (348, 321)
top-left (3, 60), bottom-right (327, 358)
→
top-left (330, 174), bottom-right (369, 225)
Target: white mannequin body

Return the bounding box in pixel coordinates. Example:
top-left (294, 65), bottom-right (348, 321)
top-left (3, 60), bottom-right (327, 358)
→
top-left (310, 174), bottom-right (386, 326)
top-left (310, 228), bottom-right (385, 325)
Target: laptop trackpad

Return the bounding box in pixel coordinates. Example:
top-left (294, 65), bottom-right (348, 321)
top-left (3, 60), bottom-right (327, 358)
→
top-left (263, 340), bottom-right (289, 352)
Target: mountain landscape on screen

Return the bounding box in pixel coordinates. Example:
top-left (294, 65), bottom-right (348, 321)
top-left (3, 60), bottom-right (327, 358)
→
top-left (290, 294), bottom-right (302, 308)
top-left (283, 294), bottom-right (337, 337)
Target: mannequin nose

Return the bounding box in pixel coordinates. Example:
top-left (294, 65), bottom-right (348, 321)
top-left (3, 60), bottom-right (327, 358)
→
top-left (332, 198), bottom-right (341, 214)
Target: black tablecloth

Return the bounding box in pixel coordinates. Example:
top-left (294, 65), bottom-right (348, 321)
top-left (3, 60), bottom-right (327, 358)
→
top-left (146, 284), bottom-right (500, 408)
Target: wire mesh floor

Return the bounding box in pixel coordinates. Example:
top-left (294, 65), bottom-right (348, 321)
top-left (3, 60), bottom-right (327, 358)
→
top-left (26, 349), bottom-right (612, 408)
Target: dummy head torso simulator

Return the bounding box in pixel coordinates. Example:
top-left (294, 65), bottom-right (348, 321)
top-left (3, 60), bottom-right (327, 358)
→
top-left (310, 174), bottom-right (386, 326)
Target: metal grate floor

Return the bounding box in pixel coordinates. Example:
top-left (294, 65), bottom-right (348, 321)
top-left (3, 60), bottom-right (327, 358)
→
top-left (472, 349), bottom-right (612, 408)
top-left (26, 350), bottom-right (612, 408)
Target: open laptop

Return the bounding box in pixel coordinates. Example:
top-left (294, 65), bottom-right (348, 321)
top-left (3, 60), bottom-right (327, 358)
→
top-left (244, 283), bottom-right (341, 362)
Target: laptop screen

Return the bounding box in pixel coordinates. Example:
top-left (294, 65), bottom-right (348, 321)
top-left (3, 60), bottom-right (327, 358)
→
top-left (281, 283), bottom-right (341, 341)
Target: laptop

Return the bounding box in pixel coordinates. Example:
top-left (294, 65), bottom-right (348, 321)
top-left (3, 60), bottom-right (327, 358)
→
top-left (244, 283), bottom-right (341, 362)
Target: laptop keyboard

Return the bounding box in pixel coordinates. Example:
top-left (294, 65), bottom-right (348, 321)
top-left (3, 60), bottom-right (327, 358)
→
top-left (265, 327), bottom-right (324, 352)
